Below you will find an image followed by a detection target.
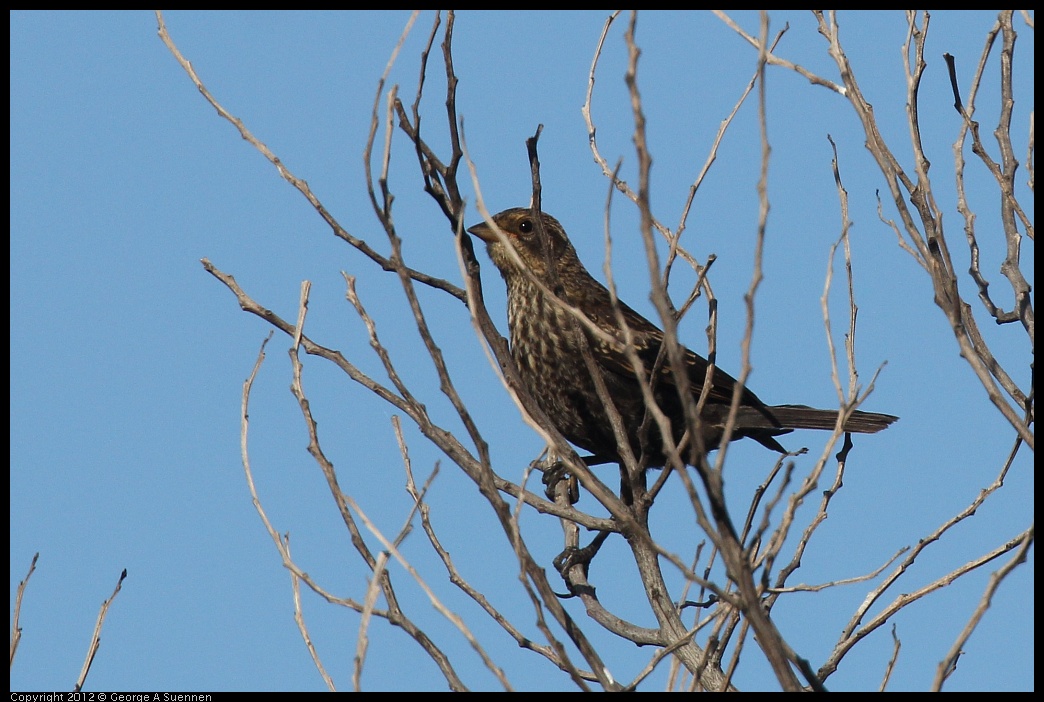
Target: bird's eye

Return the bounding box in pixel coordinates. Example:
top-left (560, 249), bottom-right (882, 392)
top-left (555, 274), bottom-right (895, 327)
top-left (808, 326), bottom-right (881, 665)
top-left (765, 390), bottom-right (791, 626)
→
top-left (518, 219), bottom-right (533, 235)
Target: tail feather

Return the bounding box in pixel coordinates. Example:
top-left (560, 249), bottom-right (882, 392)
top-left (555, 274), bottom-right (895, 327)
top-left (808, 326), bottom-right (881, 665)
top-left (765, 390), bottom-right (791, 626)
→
top-left (739, 404), bottom-right (898, 434)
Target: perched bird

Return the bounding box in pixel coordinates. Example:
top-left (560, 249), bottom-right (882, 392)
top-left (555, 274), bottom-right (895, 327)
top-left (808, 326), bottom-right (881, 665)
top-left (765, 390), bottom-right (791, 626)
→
top-left (468, 207), bottom-right (897, 467)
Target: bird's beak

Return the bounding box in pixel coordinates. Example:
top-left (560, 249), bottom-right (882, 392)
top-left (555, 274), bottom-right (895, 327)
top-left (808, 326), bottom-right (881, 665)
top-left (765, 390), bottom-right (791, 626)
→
top-left (467, 220), bottom-right (497, 243)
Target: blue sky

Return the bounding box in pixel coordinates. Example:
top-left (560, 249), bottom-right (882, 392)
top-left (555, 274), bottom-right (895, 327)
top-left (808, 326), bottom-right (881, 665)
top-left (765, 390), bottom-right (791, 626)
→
top-left (10, 10), bottom-right (1033, 692)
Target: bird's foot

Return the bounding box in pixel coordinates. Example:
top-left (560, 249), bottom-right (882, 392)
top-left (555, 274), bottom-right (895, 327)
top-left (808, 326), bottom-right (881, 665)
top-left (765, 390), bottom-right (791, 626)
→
top-left (552, 531), bottom-right (610, 597)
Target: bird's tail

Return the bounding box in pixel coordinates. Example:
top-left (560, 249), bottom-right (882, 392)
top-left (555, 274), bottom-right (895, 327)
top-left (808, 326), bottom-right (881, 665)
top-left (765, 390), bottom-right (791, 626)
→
top-left (746, 404), bottom-right (898, 434)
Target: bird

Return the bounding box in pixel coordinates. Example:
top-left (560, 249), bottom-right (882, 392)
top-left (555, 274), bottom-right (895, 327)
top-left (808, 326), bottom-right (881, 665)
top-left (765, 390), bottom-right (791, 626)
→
top-left (468, 207), bottom-right (897, 467)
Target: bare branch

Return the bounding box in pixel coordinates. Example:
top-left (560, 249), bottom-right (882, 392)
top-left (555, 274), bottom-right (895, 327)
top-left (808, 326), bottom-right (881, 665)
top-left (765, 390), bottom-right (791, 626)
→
top-left (74, 568), bottom-right (127, 692)
top-left (156, 10), bottom-right (465, 302)
top-left (9, 553), bottom-right (39, 669)
top-left (932, 526), bottom-right (1034, 691)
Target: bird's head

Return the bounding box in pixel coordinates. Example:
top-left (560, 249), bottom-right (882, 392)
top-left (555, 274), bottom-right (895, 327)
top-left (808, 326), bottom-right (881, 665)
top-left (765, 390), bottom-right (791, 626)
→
top-left (467, 208), bottom-right (582, 285)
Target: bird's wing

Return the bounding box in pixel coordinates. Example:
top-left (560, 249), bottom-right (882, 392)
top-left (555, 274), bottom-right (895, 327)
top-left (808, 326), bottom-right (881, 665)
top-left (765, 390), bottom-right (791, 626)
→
top-left (579, 294), bottom-right (764, 410)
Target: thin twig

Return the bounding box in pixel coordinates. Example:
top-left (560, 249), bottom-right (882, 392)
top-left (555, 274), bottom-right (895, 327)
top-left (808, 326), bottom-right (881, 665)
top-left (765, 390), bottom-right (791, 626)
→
top-left (931, 526), bottom-right (1034, 691)
top-left (155, 10), bottom-right (465, 302)
top-left (10, 553), bottom-right (39, 668)
top-left (74, 569), bottom-right (128, 692)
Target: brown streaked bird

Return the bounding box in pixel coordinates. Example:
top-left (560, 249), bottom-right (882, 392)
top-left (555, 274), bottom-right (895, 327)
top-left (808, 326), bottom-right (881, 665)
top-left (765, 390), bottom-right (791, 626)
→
top-left (468, 207), bottom-right (897, 466)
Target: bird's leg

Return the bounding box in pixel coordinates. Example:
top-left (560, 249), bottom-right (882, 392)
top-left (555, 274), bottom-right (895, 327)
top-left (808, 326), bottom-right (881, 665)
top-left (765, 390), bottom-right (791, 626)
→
top-left (538, 456), bottom-right (569, 502)
top-left (538, 453), bottom-right (609, 597)
top-left (537, 457), bottom-right (580, 504)
top-left (538, 453), bottom-right (609, 502)
top-left (619, 458), bottom-right (649, 520)
top-left (618, 463), bottom-right (638, 507)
